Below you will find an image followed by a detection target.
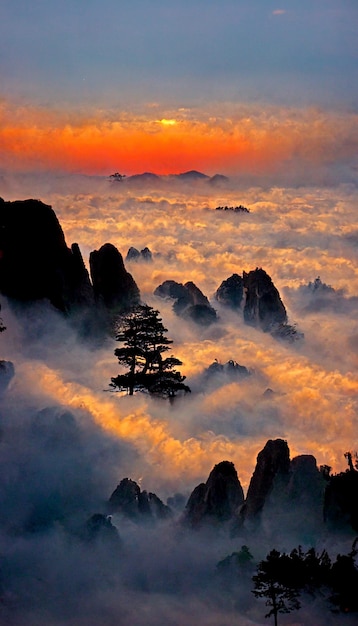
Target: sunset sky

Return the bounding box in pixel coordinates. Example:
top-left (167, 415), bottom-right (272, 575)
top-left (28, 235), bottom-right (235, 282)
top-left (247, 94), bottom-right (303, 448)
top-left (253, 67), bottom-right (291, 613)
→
top-left (1, 0), bottom-right (357, 177)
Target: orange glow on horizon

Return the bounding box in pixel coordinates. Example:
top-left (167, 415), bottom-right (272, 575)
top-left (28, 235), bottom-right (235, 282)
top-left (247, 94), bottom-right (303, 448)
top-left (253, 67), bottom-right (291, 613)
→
top-left (0, 99), bottom-right (356, 176)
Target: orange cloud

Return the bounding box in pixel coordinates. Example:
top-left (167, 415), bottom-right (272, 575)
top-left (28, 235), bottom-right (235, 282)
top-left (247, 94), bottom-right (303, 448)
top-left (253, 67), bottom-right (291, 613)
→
top-left (16, 360), bottom-right (255, 490)
top-left (0, 99), bottom-right (357, 177)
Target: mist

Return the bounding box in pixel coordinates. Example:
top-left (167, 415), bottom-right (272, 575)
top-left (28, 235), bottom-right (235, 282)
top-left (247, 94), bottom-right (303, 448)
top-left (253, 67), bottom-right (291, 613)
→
top-left (0, 172), bottom-right (357, 625)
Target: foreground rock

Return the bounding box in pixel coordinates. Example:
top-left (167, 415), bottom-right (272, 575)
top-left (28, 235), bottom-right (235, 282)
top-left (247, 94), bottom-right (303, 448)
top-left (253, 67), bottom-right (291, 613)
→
top-left (0, 198), bottom-right (93, 312)
top-left (90, 243), bottom-right (140, 313)
top-left (0, 198), bottom-right (140, 327)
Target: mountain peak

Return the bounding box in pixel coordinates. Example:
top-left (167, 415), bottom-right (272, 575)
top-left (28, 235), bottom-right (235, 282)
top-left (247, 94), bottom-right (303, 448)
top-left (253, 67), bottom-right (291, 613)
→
top-left (176, 170), bottom-right (209, 180)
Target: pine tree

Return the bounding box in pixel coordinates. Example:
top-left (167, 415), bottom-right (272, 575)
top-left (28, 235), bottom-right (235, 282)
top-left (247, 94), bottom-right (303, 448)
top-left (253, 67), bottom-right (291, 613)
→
top-left (252, 549), bottom-right (301, 626)
top-left (110, 304), bottom-right (190, 399)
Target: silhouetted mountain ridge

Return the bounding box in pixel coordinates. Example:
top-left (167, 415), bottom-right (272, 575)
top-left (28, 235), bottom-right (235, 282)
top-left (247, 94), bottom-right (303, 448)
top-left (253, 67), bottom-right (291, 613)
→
top-left (109, 170), bottom-right (229, 186)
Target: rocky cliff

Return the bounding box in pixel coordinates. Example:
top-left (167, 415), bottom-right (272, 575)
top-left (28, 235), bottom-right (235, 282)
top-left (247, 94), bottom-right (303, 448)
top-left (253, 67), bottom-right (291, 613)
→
top-left (215, 268), bottom-right (302, 340)
top-left (108, 478), bottom-right (172, 522)
top-left (236, 442), bottom-right (326, 535)
top-left (243, 268), bottom-right (287, 331)
top-left (324, 466), bottom-right (358, 532)
top-left (89, 243), bottom-right (140, 313)
top-left (183, 461), bottom-right (244, 528)
top-left (154, 279), bottom-right (217, 325)
top-left (0, 198), bottom-right (93, 312)
top-left (215, 273), bottom-right (244, 310)
top-left (238, 439), bottom-right (290, 526)
top-left (0, 198), bottom-right (140, 323)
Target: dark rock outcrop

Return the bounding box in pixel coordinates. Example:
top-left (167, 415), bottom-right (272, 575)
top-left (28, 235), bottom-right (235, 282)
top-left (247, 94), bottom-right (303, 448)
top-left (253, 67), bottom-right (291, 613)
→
top-left (243, 268), bottom-right (287, 331)
top-left (270, 322), bottom-right (304, 342)
top-left (236, 444), bottom-right (325, 534)
top-left (0, 198), bottom-right (93, 312)
top-left (184, 281), bottom-right (211, 308)
top-left (205, 359), bottom-right (250, 380)
top-left (285, 454), bottom-right (326, 531)
top-left (288, 454), bottom-right (323, 499)
top-left (89, 243), bottom-right (140, 313)
top-left (238, 439), bottom-right (290, 525)
top-left (141, 247), bottom-right (153, 262)
top-left (215, 205), bottom-right (249, 213)
top-left (126, 246), bottom-right (153, 262)
top-left (0, 199), bottom-right (141, 329)
top-left (154, 280), bottom-right (190, 306)
top-left (108, 478), bottom-right (172, 522)
top-left (68, 243), bottom-right (96, 309)
top-left (126, 246), bottom-right (141, 262)
top-left (183, 461), bottom-right (244, 528)
top-left (324, 467), bottom-right (358, 532)
top-left (215, 273), bottom-right (244, 310)
top-left (154, 279), bottom-right (217, 325)
top-left (0, 360), bottom-right (15, 393)
top-left (215, 268), bottom-right (302, 341)
top-left (83, 513), bottom-right (121, 545)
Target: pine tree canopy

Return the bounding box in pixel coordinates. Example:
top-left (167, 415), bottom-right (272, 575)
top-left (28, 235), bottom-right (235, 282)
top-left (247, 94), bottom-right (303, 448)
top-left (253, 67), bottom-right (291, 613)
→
top-left (110, 304), bottom-right (191, 399)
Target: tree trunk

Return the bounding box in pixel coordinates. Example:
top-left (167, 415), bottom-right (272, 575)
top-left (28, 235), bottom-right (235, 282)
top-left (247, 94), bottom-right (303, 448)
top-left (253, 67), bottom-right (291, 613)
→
top-left (271, 586), bottom-right (278, 626)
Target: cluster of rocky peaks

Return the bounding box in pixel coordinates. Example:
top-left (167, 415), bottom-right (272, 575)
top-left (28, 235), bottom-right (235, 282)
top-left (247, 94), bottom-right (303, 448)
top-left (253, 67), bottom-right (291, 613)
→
top-left (126, 246), bottom-right (153, 263)
top-left (182, 442), bottom-right (326, 533)
top-left (2, 406), bottom-right (355, 541)
top-left (0, 198), bottom-right (139, 325)
top-left (109, 170), bottom-right (229, 187)
top-left (101, 440), bottom-right (358, 536)
top-left (154, 271), bottom-right (302, 340)
top-left (0, 198), bottom-right (300, 340)
top-left (204, 359), bottom-right (251, 381)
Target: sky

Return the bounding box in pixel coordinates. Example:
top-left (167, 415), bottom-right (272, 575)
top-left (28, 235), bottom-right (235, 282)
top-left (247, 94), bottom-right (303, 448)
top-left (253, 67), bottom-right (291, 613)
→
top-left (0, 0), bottom-right (357, 177)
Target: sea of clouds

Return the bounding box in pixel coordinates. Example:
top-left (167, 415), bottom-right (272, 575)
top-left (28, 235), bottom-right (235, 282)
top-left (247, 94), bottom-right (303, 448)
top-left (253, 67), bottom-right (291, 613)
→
top-left (0, 172), bottom-right (357, 624)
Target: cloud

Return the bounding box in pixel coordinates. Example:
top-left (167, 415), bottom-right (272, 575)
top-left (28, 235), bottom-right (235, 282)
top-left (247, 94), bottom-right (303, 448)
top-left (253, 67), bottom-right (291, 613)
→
top-left (1, 174), bottom-right (358, 624)
top-left (1, 99), bottom-right (357, 184)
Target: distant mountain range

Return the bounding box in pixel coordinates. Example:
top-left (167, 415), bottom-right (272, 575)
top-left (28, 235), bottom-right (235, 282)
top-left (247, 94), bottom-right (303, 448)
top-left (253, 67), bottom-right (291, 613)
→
top-left (108, 170), bottom-right (229, 186)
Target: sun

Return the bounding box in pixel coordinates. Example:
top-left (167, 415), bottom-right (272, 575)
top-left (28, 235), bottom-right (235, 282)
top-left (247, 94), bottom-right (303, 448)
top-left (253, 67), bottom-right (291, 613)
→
top-left (158, 118), bottom-right (177, 126)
